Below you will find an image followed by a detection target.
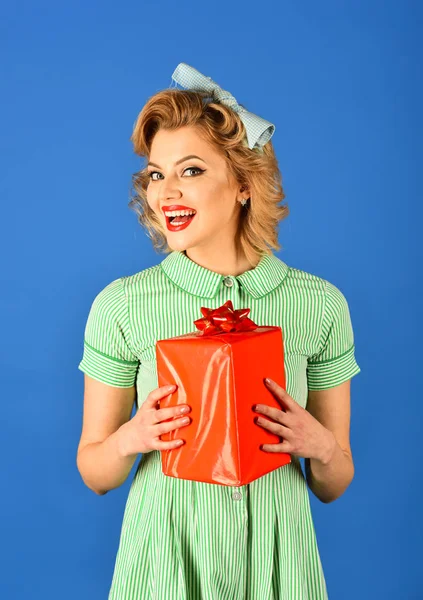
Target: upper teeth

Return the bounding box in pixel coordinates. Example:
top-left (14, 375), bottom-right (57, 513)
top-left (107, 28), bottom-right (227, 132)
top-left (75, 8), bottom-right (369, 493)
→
top-left (164, 210), bottom-right (196, 217)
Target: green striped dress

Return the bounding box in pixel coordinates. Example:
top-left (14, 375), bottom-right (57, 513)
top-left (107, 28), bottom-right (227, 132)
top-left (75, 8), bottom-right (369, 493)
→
top-left (78, 250), bottom-right (361, 600)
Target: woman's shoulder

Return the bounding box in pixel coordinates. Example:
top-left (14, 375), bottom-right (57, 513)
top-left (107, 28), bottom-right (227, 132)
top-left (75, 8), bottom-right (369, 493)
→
top-left (117, 261), bottom-right (169, 300)
top-left (282, 260), bottom-right (349, 308)
top-left (121, 262), bottom-right (163, 285)
top-left (284, 260), bottom-right (328, 292)
top-left (85, 263), bottom-right (164, 310)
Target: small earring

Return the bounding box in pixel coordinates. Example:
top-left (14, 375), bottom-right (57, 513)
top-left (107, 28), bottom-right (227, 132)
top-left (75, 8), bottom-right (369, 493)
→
top-left (240, 197), bottom-right (249, 206)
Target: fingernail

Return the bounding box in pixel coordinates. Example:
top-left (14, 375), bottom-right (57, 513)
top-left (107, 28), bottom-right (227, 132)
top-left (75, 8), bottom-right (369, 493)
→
top-left (179, 406), bottom-right (189, 414)
top-left (264, 378), bottom-right (272, 385)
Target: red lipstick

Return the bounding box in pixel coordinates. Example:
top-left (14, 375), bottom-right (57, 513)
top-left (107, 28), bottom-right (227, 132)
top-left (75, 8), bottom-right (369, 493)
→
top-left (162, 205), bottom-right (197, 232)
top-left (162, 205), bottom-right (195, 211)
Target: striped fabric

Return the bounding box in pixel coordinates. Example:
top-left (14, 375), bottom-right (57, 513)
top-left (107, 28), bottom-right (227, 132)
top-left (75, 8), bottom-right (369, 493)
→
top-left (78, 250), bottom-right (361, 599)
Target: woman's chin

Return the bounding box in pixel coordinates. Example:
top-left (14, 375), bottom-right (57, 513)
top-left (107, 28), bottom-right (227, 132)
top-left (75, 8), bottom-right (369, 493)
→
top-left (167, 236), bottom-right (191, 252)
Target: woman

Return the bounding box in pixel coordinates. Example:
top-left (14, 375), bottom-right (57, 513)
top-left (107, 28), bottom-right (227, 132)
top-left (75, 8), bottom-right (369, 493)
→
top-left (77, 63), bottom-right (361, 599)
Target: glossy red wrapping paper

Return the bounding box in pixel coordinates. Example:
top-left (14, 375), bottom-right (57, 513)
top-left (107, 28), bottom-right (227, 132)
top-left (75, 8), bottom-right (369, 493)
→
top-left (155, 301), bottom-right (291, 486)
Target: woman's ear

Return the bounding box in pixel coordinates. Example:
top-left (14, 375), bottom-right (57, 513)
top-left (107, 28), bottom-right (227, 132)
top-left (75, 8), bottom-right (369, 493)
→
top-left (238, 184), bottom-right (250, 198)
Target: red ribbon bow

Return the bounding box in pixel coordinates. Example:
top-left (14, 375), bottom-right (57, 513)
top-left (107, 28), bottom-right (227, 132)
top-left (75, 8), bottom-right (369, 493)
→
top-left (193, 300), bottom-right (258, 336)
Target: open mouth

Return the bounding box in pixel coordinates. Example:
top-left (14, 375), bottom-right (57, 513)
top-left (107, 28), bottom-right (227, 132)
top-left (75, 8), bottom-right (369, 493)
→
top-left (164, 210), bottom-right (197, 231)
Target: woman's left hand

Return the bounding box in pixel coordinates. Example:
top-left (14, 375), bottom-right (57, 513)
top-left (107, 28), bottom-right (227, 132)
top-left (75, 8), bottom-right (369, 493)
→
top-left (253, 378), bottom-right (335, 463)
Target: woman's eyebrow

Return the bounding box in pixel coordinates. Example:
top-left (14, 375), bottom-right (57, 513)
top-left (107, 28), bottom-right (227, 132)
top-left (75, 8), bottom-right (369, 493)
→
top-left (147, 154), bottom-right (207, 169)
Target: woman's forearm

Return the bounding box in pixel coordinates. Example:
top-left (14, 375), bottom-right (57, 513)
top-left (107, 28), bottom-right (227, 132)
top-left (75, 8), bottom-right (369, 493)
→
top-left (305, 432), bottom-right (355, 503)
top-left (76, 424), bottom-right (139, 495)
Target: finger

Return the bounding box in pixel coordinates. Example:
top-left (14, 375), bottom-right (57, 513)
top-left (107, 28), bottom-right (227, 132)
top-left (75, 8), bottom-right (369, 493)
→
top-left (153, 438), bottom-right (186, 451)
top-left (254, 404), bottom-right (289, 425)
top-left (155, 415), bottom-right (191, 436)
top-left (153, 404), bottom-right (191, 424)
top-left (260, 441), bottom-right (291, 453)
top-left (145, 385), bottom-right (177, 409)
top-left (255, 416), bottom-right (291, 438)
top-left (264, 378), bottom-right (296, 410)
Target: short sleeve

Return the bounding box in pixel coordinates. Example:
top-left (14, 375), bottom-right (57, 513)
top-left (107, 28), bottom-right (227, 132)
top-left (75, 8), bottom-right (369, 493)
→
top-left (78, 278), bottom-right (140, 388)
top-left (306, 281), bottom-right (361, 391)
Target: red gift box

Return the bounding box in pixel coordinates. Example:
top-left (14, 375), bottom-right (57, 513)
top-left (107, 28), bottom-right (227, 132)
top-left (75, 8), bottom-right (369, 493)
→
top-left (155, 300), bottom-right (291, 486)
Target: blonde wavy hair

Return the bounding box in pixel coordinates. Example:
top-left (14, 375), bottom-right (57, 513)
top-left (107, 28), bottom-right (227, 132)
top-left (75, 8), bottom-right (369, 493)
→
top-left (128, 88), bottom-right (289, 267)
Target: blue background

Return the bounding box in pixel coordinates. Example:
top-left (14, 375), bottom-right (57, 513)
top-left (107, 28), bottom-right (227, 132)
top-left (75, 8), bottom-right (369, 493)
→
top-left (1, 1), bottom-right (420, 598)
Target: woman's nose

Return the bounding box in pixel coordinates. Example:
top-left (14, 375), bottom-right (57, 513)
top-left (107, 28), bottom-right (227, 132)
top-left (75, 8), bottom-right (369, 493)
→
top-left (158, 177), bottom-right (182, 200)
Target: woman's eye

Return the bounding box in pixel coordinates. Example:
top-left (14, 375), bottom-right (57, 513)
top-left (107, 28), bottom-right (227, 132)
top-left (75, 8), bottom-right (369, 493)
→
top-left (184, 167), bottom-right (204, 177)
top-left (147, 167), bottom-right (204, 181)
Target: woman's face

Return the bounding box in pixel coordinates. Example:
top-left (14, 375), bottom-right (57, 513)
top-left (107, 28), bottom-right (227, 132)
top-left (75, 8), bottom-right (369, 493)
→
top-left (146, 126), bottom-right (246, 254)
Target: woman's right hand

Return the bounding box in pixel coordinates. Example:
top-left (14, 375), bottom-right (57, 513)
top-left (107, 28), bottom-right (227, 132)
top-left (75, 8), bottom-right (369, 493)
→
top-left (118, 384), bottom-right (191, 457)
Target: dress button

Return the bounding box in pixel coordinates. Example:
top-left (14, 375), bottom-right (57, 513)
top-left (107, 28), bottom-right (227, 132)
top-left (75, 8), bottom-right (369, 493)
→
top-left (223, 276), bottom-right (234, 288)
top-left (232, 491), bottom-right (242, 501)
